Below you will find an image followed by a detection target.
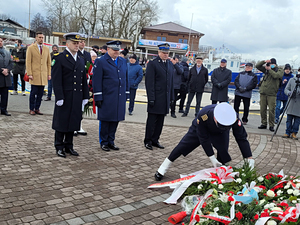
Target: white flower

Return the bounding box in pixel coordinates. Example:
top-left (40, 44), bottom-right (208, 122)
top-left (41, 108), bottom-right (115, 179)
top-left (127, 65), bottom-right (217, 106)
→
top-left (284, 185), bottom-right (290, 189)
top-left (292, 200), bottom-right (297, 204)
top-left (269, 203), bottom-right (276, 209)
top-left (259, 199), bottom-right (266, 205)
top-left (235, 178), bottom-right (242, 183)
top-left (197, 184), bottom-right (203, 190)
top-left (267, 220), bottom-right (277, 225)
top-left (205, 180), bottom-right (208, 183)
top-left (264, 204), bottom-right (270, 209)
top-left (276, 190), bottom-right (283, 196)
top-left (258, 176), bottom-right (264, 182)
top-left (293, 190), bottom-right (300, 196)
top-left (272, 207), bottom-right (282, 211)
top-left (218, 184), bottom-right (224, 189)
top-left (241, 173), bottom-right (246, 176)
top-left (296, 183), bottom-right (300, 189)
top-left (280, 197), bottom-right (284, 200)
top-left (237, 203), bottom-right (241, 206)
top-left (266, 190), bottom-right (275, 198)
top-left (287, 189), bottom-right (293, 195)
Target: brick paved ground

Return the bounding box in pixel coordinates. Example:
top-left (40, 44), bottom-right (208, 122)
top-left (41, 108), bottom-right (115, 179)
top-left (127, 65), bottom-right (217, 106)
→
top-left (0, 112), bottom-right (299, 224)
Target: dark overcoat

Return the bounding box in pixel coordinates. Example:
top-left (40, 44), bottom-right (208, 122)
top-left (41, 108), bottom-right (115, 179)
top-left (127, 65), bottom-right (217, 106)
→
top-left (145, 56), bottom-right (174, 115)
top-left (92, 53), bottom-right (129, 122)
top-left (11, 47), bottom-right (26, 74)
top-left (51, 49), bottom-right (89, 132)
top-left (188, 64), bottom-right (208, 93)
top-left (210, 67), bottom-right (232, 101)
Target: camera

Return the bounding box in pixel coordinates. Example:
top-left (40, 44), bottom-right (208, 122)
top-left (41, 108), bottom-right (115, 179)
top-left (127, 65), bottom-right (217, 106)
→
top-left (266, 63), bottom-right (270, 66)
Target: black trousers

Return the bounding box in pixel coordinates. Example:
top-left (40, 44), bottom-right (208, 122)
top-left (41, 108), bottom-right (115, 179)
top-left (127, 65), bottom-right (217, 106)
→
top-left (170, 89), bottom-right (181, 114)
top-left (144, 113), bottom-right (165, 145)
top-left (100, 121), bottom-right (119, 146)
top-left (29, 85), bottom-right (44, 111)
top-left (185, 92), bottom-right (203, 116)
top-left (168, 123), bottom-right (231, 164)
top-left (0, 87), bottom-right (9, 113)
top-left (13, 73), bottom-right (25, 91)
top-left (55, 131), bottom-right (74, 150)
top-left (178, 85), bottom-right (187, 111)
top-left (234, 95), bottom-right (251, 123)
top-left (212, 100), bottom-right (226, 104)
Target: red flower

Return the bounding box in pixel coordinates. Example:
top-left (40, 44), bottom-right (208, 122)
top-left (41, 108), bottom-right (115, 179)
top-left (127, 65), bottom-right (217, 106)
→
top-left (277, 175), bottom-right (283, 178)
top-left (227, 191), bottom-right (234, 196)
top-left (259, 185), bottom-right (266, 190)
top-left (265, 173), bottom-right (275, 180)
top-left (202, 202), bottom-right (207, 208)
top-left (228, 196), bottom-right (234, 202)
top-left (279, 202), bottom-right (288, 208)
top-left (254, 214), bottom-right (259, 220)
top-left (261, 210), bottom-right (269, 217)
top-left (195, 214), bottom-right (200, 222)
top-left (236, 212), bottom-right (243, 220)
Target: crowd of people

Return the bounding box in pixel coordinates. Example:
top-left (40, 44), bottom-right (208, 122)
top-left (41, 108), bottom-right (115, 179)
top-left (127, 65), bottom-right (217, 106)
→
top-left (0, 31), bottom-right (300, 163)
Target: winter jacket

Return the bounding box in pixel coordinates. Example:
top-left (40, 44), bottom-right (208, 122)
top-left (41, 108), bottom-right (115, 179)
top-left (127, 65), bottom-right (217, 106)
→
top-left (0, 47), bottom-right (13, 88)
top-left (128, 61), bottom-right (143, 89)
top-left (172, 63), bottom-right (184, 89)
top-left (276, 72), bottom-right (293, 101)
top-left (284, 76), bottom-right (300, 117)
top-left (256, 60), bottom-right (283, 96)
top-left (188, 64), bottom-right (208, 93)
top-left (210, 67), bottom-right (232, 102)
top-left (11, 47), bottom-right (26, 74)
top-left (234, 71), bottom-right (258, 98)
top-left (180, 61), bottom-right (189, 88)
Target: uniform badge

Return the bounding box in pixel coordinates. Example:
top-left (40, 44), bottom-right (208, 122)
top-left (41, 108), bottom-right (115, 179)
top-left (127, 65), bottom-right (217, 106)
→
top-left (54, 53), bottom-right (59, 56)
top-left (66, 54), bottom-right (69, 57)
top-left (238, 120), bottom-right (241, 126)
top-left (197, 119), bottom-right (199, 124)
top-left (201, 114), bottom-right (208, 121)
top-left (51, 59), bottom-right (55, 66)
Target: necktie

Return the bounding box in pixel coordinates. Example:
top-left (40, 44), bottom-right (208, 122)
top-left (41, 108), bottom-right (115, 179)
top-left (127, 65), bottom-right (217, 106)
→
top-left (40, 46), bottom-right (42, 55)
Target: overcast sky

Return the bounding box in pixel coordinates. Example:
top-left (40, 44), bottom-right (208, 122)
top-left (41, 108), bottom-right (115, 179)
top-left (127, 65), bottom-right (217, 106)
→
top-left (1, 0), bottom-right (300, 66)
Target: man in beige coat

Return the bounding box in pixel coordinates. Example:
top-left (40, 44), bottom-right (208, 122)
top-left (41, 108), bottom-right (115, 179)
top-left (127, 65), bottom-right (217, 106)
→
top-left (26, 31), bottom-right (51, 115)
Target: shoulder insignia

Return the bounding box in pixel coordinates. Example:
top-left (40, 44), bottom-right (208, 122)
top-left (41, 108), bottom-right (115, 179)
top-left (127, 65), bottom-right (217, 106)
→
top-left (201, 114), bottom-right (208, 121)
top-left (66, 54), bottom-right (69, 57)
top-left (54, 53), bottom-right (59, 56)
top-left (51, 59), bottom-right (56, 66)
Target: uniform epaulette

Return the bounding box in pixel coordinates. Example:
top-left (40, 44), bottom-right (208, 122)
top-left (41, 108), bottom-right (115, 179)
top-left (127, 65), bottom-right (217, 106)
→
top-left (54, 53), bottom-right (60, 56)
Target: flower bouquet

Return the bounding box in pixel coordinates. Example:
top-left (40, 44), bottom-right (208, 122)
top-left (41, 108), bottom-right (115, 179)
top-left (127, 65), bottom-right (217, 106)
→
top-left (149, 162), bottom-right (300, 224)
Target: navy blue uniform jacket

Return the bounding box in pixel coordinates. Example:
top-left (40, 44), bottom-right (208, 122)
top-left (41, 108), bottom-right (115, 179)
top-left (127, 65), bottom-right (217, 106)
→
top-left (145, 56), bottom-right (174, 114)
top-left (93, 53), bottom-right (129, 122)
top-left (195, 104), bottom-right (252, 158)
top-left (52, 50), bottom-right (89, 132)
top-left (78, 50), bottom-right (92, 64)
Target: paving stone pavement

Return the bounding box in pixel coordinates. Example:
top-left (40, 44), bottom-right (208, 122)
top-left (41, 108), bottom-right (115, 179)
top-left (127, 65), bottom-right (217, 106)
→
top-left (0, 112), bottom-right (299, 225)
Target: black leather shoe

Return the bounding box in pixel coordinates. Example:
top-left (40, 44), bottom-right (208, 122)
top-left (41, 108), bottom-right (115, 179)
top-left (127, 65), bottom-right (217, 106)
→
top-left (258, 125), bottom-right (267, 129)
top-left (77, 131), bottom-right (87, 135)
top-left (152, 142), bottom-right (164, 149)
top-left (171, 113), bottom-right (177, 118)
top-left (73, 131), bottom-right (78, 136)
top-left (108, 143), bottom-right (119, 150)
top-left (101, 145), bottom-right (110, 151)
top-left (1, 111), bottom-right (11, 116)
top-left (145, 143), bottom-right (153, 150)
top-left (65, 148), bottom-right (79, 156)
top-left (154, 171), bottom-right (164, 181)
top-left (56, 149), bottom-right (66, 158)
top-left (269, 126), bottom-right (275, 132)
top-left (181, 113), bottom-right (187, 117)
top-left (44, 97), bottom-right (51, 101)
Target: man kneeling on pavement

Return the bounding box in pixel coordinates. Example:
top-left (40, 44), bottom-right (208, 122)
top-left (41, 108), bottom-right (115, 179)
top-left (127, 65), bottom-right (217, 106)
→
top-left (154, 103), bottom-right (254, 181)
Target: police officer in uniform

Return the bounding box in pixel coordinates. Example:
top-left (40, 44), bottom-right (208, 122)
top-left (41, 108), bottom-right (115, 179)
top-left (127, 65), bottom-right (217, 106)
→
top-left (93, 40), bottom-right (129, 151)
top-left (51, 33), bottom-right (89, 158)
top-left (144, 43), bottom-right (174, 150)
top-left (154, 102), bottom-right (255, 181)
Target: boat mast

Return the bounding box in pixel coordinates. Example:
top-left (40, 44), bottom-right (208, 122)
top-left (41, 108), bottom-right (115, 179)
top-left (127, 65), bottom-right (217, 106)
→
top-left (28, 0), bottom-right (31, 37)
top-left (187, 13), bottom-right (193, 56)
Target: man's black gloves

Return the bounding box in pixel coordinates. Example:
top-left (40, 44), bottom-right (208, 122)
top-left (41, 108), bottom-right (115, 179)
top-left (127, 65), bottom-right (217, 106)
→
top-left (149, 101), bottom-right (155, 107)
top-left (217, 83), bottom-right (223, 89)
top-left (95, 101), bottom-right (103, 108)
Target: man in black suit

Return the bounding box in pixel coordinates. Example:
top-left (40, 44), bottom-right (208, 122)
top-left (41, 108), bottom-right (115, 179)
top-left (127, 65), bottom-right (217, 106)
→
top-left (144, 43), bottom-right (174, 150)
top-left (51, 33), bottom-right (89, 158)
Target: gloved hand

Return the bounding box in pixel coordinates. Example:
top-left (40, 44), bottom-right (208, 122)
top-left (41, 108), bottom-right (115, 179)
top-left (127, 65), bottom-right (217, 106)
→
top-left (82, 99), bottom-right (88, 106)
top-left (217, 83), bottom-right (222, 89)
top-left (209, 155), bottom-right (222, 168)
top-left (247, 158), bottom-right (255, 170)
top-left (288, 91), bottom-right (292, 96)
top-left (56, 99), bottom-right (64, 106)
top-left (95, 100), bottom-right (102, 108)
top-left (149, 101), bottom-right (155, 107)
top-left (239, 87), bottom-right (246, 93)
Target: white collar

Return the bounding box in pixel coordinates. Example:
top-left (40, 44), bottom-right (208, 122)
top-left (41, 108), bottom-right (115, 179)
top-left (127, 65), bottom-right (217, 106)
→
top-left (79, 49), bottom-right (84, 54)
top-left (66, 47), bottom-right (77, 61)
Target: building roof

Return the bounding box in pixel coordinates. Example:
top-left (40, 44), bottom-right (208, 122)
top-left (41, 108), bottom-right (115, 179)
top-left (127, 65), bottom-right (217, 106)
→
top-left (0, 19), bottom-right (24, 28)
top-left (141, 22), bottom-right (204, 36)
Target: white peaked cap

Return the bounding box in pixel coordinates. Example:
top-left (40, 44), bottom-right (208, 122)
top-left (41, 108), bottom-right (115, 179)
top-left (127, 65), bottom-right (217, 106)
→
top-left (214, 102), bottom-right (237, 126)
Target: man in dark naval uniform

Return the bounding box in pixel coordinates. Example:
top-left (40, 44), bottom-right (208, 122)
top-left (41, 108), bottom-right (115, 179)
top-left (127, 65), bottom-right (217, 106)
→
top-left (154, 102), bottom-right (255, 181)
top-left (51, 33), bottom-right (89, 158)
top-left (93, 40), bottom-right (129, 152)
top-left (144, 43), bottom-right (174, 150)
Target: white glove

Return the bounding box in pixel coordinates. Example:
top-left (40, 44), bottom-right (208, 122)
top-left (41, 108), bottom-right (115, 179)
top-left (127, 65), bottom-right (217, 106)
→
top-left (56, 99), bottom-right (64, 106)
top-left (82, 99), bottom-right (88, 106)
top-left (247, 158), bottom-right (255, 170)
top-left (209, 155), bottom-right (222, 168)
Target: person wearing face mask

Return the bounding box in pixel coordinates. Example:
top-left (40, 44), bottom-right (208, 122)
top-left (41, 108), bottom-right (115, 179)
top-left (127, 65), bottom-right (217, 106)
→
top-left (11, 40), bottom-right (26, 95)
top-left (233, 63), bottom-right (258, 125)
top-left (211, 59), bottom-right (232, 104)
top-left (154, 102), bottom-right (254, 181)
top-left (256, 58), bottom-right (283, 132)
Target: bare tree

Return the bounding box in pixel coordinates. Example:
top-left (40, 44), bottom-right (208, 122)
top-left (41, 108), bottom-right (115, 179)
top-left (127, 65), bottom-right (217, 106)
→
top-left (31, 13), bottom-right (50, 35)
top-left (0, 14), bottom-right (19, 22)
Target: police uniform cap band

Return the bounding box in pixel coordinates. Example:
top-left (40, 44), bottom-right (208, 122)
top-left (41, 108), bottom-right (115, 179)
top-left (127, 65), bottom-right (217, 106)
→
top-left (106, 40), bottom-right (122, 50)
top-left (214, 102), bottom-right (237, 126)
top-left (158, 43), bottom-right (170, 51)
top-left (63, 32), bottom-right (85, 41)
